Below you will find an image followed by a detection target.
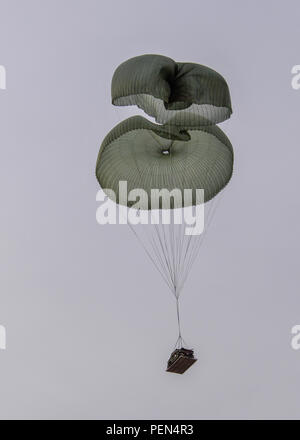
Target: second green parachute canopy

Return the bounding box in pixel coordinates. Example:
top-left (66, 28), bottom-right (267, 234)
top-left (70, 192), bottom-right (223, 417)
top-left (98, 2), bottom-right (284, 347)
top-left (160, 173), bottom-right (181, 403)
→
top-left (96, 116), bottom-right (233, 209)
top-left (111, 54), bottom-right (232, 126)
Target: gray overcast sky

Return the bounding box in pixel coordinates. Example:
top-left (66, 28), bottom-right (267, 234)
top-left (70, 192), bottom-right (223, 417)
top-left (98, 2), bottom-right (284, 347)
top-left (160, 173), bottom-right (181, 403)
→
top-left (0, 0), bottom-right (300, 419)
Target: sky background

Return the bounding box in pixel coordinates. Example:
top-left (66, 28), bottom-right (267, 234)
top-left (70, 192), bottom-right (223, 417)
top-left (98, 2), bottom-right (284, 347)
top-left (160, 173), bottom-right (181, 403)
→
top-left (0, 0), bottom-right (300, 419)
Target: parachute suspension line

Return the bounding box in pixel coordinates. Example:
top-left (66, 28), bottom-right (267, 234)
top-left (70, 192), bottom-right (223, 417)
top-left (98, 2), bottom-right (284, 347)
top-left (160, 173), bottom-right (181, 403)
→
top-left (175, 296), bottom-right (185, 349)
top-left (176, 297), bottom-right (181, 336)
top-left (154, 222), bottom-right (175, 292)
top-left (175, 138), bottom-right (221, 291)
top-left (127, 221), bottom-right (174, 294)
top-left (177, 189), bottom-right (226, 294)
top-left (173, 299), bottom-right (188, 350)
top-left (177, 199), bottom-right (216, 294)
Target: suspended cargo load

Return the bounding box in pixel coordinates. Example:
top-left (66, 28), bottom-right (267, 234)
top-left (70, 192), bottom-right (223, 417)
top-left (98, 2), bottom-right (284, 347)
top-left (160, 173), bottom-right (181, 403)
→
top-left (166, 348), bottom-right (197, 374)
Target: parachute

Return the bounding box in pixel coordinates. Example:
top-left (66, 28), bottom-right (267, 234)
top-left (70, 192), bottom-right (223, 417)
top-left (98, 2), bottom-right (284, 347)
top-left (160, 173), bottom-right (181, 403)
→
top-left (111, 54), bottom-right (232, 125)
top-left (96, 55), bottom-right (234, 374)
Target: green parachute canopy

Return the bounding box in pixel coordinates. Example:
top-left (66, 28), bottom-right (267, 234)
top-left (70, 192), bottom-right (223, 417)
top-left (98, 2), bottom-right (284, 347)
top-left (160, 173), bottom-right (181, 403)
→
top-left (111, 54), bottom-right (232, 126)
top-left (96, 116), bottom-right (233, 209)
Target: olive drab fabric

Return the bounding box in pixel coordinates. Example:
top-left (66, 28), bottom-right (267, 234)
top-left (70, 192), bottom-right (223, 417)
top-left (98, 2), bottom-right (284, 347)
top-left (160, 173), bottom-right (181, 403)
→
top-left (111, 54), bottom-right (232, 126)
top-left (96, 116), bottom-right (233, 209)
top-left (96, 54), bottom-right (234, 209)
